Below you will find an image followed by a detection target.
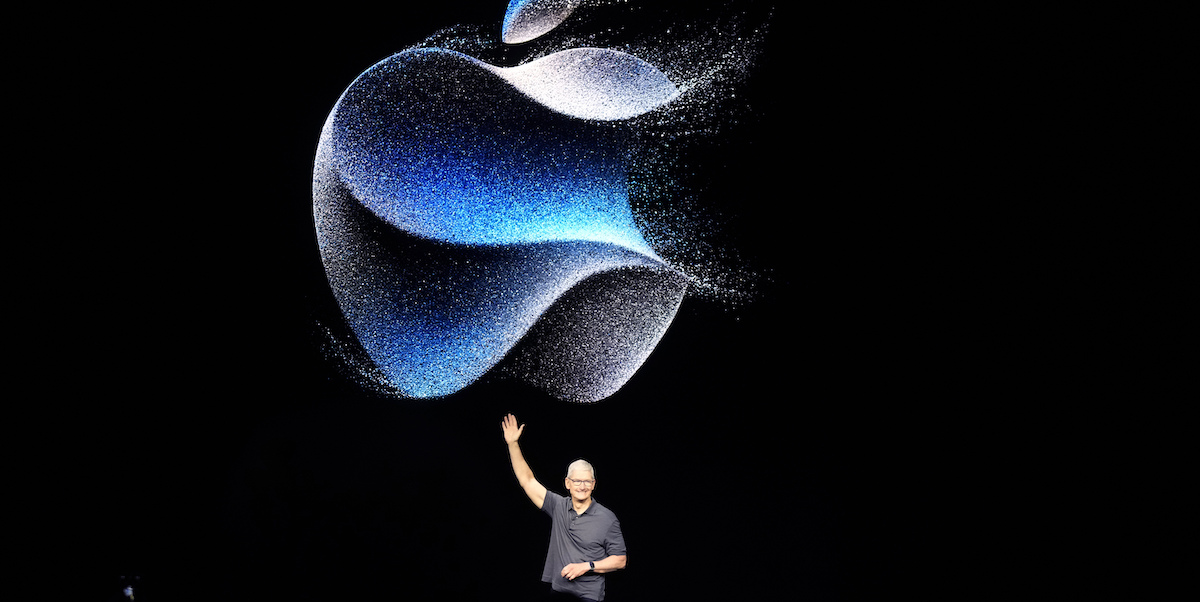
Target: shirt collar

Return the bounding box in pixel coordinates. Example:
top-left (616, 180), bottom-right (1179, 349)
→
top-left (572, 498), bottom-right (598, 516)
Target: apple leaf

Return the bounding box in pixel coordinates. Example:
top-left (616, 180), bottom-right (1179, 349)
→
top-left (502, 0), bottom-right (583, 44)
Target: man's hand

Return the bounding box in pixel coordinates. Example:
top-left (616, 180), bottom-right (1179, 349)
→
top-left (503, 413), bottom-right (546, 508)
top-left (501, 413), bottom-right (525, 445)
top-left (561, 562), bottom-right (591, 581)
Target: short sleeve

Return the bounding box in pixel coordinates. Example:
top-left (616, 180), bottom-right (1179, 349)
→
top-left (603, 517), bottom-right (627, 557)
top-left (542, 490), bottom-right (564, 516)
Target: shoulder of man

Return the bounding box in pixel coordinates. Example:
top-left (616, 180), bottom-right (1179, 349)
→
top-left (589, 499), bottom-right (619, 520)
top-left (542, 490), bottom-right (565, 514)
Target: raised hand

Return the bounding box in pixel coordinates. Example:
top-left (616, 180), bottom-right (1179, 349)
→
top-left (501, 413), bottom-right (525, 445)
top-left (503, 413), bottom-right (546, 508)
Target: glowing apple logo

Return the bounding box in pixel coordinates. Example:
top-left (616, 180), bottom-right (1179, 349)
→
top-left (313, 0), bottom-right (768, 401)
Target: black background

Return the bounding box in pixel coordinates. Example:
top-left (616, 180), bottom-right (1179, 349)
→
top-left (33, 2), bottom-right (1187, 601)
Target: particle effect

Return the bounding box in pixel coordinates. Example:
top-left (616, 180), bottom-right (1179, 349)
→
top-left (313, 1), bottom-right (771, 401)
top-left (502, 0), bottom-right (582, 44)
top-left (491, 48), bottom-right (679, 121)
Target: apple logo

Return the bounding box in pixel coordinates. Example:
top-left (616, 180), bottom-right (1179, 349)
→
top-left (313, 1), bottom-right (767, 401)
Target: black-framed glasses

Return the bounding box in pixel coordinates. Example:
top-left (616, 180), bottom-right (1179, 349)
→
top-left (569, 479), bottom-right (595, 488)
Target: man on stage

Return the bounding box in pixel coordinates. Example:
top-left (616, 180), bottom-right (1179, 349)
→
top-left (501, 413), bottom-right (628, 601)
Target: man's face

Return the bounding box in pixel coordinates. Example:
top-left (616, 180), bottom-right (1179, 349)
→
top-left (565, 471), bottom-right (595, 503)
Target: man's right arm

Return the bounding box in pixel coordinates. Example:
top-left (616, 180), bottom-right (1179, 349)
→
top-left (502, 413), bottom-right (547, 509)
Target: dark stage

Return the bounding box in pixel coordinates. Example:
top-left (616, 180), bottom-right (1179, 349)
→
top-left (38, 2), bottom-right (1144, 600)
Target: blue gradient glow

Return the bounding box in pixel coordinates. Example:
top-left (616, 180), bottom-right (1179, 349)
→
top-left (314, 44), bottom-right (684, 400)
top-left (312, 3), bottom-right (770, 401)
top-left (329, 49), bottom-right (655, 256)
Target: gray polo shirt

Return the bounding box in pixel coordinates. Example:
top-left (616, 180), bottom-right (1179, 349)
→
top-left (541, 491), bottom-right (627, 601)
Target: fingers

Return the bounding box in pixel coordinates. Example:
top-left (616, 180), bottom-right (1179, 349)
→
top-left (501, 413), bottom-right (523, 431)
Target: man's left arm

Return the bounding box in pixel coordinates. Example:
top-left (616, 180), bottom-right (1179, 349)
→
top-left (590, 555), bottom-right (628, 574)
top-left (561, 555), bottom-right (627, 580)
top-left (561, 517), bottom-right (628, 580)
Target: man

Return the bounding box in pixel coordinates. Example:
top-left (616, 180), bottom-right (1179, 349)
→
top-left (502, 413), bottom-right (627, 602)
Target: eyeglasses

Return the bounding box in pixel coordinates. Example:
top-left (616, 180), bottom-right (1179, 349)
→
top-left (568, 479), bottom-right (595, 488)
